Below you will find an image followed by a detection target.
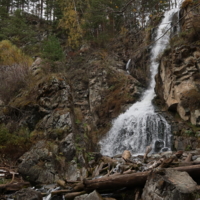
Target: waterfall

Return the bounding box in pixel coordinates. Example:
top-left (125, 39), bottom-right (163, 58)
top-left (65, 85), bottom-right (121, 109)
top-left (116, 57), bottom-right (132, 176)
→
top-left (126, 59), bottom-right (131, 74)
top-left (99, 3), bottom-right (183, 157)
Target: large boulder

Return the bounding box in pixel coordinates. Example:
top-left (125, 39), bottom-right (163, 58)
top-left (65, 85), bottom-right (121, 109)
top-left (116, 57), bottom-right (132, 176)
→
top-left (142, 168), bottom-right (197, 200)
top-left (18, 141), bottom-right (57, 184)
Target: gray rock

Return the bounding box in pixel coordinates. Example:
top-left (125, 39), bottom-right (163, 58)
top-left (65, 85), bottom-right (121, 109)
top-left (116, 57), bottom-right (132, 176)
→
top-left (85, 190), bottom-right (103, 200)
top-left (174, 136), bottom-right (198, 151)
top-left (74, 190), bottom-right (103, 200)
top-left (142, 168), bottom-right (197, 200)
top-left (60, 133), bottom-right (76, 161)
top-left (74, 194), bottom-right (89, 200)
top-left (195, 157), bottom-right (200, 162)
top-left (18, 141), bottom-right (56, 184)
top-left (14, 188), bottom-right (42, 200)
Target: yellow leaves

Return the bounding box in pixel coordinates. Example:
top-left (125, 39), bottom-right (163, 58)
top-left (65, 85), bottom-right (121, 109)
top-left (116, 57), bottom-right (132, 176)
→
top-left (115, 6), bottom-right (118, 8)
top-left (133, 9), bottom-right (136, 12)
top-left (58, 2), bottom-right (83, 49)
top-left (0, 40), bottom-right (32, 67)
top-left (120, 27), bottom-right (128, 36)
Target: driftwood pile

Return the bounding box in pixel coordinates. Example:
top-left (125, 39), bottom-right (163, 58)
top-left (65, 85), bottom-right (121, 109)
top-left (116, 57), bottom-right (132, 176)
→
top-left (0, 167), bottom-right (30, 193)
top-left (52, 147), bottom-right (200, 199)
top-left (1, 148), bottom-right (200, 199)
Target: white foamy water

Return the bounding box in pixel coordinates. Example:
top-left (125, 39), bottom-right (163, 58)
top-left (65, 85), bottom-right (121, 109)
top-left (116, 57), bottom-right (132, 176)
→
top-left (100, 3), bottom-right (183, 157)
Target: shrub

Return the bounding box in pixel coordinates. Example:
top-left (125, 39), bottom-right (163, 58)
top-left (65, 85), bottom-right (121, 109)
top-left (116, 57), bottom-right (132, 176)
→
top-left (0, 40), bottom-right (33, 103)
top-left (0, 124), bottom-right (31, 160)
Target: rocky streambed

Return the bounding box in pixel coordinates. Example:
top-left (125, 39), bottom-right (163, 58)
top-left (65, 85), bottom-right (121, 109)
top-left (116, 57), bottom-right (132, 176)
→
top-left (2, 148), bottom-right (200, 200)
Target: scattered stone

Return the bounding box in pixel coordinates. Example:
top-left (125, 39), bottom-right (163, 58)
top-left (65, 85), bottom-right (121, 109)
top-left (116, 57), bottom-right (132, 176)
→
top-left (74, 194), bottom-right (88, 200)
top-left (14, 188), bottom-right (42, 200)
top-left (85, 190), bottom-right (103, 200)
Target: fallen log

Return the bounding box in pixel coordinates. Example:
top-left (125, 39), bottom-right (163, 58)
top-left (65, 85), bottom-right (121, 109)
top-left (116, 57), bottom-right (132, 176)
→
top-left (83, 164), bottom-right (200, 191)
top-left (51, 189), bottom-right (71, 195)
top-left (64, 191), bottom-right (86, 199)
top-left (83, 171), bottom-right (149, 191)
top-left (73, 182), bottom-right (84, 192)
top-left (2, 181), bottom-right (30, 192)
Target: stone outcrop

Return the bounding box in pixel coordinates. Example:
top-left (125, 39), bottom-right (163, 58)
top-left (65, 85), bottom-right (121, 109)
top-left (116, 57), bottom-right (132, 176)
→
top-left (142, 168), bottom-right (197, 200)
top-left (0, 54), bottom-right (143, 184)
top-left (155, 45), bottom-right (200, 126)
top-left (18, 141), bottom-right (58, 184)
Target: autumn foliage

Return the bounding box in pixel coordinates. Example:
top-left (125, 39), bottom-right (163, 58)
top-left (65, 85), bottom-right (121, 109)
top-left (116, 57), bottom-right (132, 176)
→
top-left (0, 40), bottom-right (33, 103)
top-left (181, 0), bottom-right (194, 8)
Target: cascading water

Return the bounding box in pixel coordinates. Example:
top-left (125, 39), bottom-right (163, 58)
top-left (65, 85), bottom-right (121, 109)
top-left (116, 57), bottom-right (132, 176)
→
top-left (99, 2), bottom-right (183, 157)
top-left (126, 59), bottom-right (131, 74)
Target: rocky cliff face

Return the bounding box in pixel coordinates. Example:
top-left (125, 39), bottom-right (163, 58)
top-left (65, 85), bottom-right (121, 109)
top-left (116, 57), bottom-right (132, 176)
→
top-left (155, 4), bottom-right (200, 150)
top-left (155, 45), bottom-right (200, 125)
top-left (0, 50), bottom-right (143, 183)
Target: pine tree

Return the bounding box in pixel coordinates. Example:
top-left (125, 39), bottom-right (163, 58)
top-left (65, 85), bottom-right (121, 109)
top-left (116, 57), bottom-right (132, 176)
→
top-left (41, 35), bottom-right (64, 61)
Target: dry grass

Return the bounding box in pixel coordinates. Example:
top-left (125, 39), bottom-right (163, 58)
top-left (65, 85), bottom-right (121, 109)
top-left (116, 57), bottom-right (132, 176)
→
top-left (0, 64), bottom-right (30, 103)
top-left (181, 0), bottom-right (194, 8)
top-left (0, 40), bottom-right (32, 103)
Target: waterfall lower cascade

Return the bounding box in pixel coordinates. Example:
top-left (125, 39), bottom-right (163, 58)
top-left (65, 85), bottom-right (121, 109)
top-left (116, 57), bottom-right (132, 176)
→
top-left (100, 5), bottom-right (182, 157)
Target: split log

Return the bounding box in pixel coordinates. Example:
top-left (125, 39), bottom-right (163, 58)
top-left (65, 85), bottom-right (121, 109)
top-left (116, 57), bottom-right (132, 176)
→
top-left (83, 164), bottom-right (200, 191)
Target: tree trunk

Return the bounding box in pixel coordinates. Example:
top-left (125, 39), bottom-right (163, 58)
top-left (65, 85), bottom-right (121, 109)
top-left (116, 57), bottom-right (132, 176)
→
top-left (83, 165), bottom-right (200, 191)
